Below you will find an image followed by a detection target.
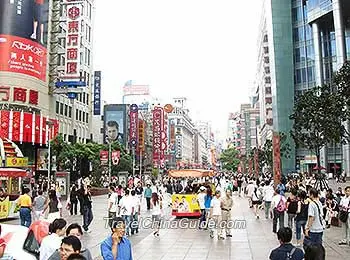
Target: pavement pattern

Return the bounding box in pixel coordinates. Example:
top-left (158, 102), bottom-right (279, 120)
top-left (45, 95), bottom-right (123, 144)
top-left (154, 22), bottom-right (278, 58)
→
top-left (2, 179), bottom-right (350, 259)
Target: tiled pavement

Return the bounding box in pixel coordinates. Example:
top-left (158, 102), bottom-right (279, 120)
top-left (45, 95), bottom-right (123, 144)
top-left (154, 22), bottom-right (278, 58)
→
top-left (3, 180), bottom-right (350, 259)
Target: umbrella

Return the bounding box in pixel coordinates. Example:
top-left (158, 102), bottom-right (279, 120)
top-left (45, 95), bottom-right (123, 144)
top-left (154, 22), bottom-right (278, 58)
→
top-left (313, 165), bottom-right (326, 170)
top-left (332, 165), bottom-right (340, 169)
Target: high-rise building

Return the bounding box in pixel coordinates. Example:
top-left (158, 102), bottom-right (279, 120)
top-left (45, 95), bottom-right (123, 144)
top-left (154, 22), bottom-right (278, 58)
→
top-left (259, 0), bottom-right (350, 175)
top-left (239, 104), bottom-right (260, 157)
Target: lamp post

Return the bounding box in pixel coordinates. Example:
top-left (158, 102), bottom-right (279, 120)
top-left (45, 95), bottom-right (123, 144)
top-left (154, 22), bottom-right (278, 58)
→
top-left (108, 139), bottom-right (112, 182)
top-left (46, 120), bottom-right (55, 187)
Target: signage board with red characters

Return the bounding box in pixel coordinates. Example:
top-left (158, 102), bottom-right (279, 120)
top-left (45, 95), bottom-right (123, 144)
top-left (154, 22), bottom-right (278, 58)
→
top-left (0, 0), bottom-right (50, 81)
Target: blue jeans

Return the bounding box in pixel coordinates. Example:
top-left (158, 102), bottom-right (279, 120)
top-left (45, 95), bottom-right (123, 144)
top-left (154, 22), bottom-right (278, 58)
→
top-left (309, 231), bottom-right (323, 245)
top-left (19, 208), bottom-right (32, 227)
top-left (122, 215), bottom-right (131, 235)
top-left (199, 209), bottom-right (206, 228)
top-left (295, 220), bottom-right (307, 240)
top-left (83, 206), bottom-right (93, 231)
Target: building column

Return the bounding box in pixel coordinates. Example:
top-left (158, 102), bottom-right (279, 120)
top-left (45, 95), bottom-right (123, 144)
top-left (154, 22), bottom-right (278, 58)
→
top-left (333, 0), bottom-right (349, 177)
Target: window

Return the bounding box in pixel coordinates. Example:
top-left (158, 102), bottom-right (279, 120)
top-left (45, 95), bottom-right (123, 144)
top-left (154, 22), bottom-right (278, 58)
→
top-left (79, 111), bottom-right (82, 121)
top-left (263, 35), bottom-right (268, 42)
top-left (86, 113), bottom-right (89, 123)
top-left (264, 66), bottom-right (270, 74)
top-left (265, 87), bottom-right (272, 94)
top-left (265, 76), bottom-right (271, 84)
top-left (86, 94), bottom-right (89, 105)
top-left (57, 54), bottom-right (65, 66)
top-left (58, 38), bottom-right (66, 48)
top-left (264, 57), bottom-right (269, 64)
top-left (294, 47), bottom-right (305, 63)
top-left (83, 93), bottom-right (86, 104)
top-left (86, 73), bottom-right (90, 86)
top-left (76, 109), bottom-right (79, 120)
top-left (59, 103), bottom-right (63, 115)
top-left (64, 104), bottom-right (68, 116)
top-left (69, 106), bottom-right (72, 118)
top-left (265, 97), bottom-right (272, 104)
top-left (263, 47), bottom-right (269, 54)
top-left (87, 49), bottom-right (91, 66)
top-left (82, 112), bottom-right (85, 122)
top-left (292, 6), bottom-right (303, 22)
top-left (56, 101), bottom-right (59, 114)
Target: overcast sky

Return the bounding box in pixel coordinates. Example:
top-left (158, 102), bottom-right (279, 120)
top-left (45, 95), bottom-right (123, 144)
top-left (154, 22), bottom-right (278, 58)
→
top-left (93, 0), bottom-right (262, 140)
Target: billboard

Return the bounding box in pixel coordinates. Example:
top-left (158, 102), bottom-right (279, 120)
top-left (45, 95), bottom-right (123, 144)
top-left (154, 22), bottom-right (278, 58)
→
top-left (129, 104), bottom-right (138, 148)
top-left (273, 132), bottom-right (281, 185)
top-left (0, 0), bottom-right (49, 81)
top-left (104, 104), bottom-right (127, 146)
top-left (93, 71), bottom-right (101, 115)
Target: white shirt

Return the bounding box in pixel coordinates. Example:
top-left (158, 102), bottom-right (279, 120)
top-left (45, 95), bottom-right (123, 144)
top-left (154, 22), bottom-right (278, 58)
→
top-left (246, 183), bottom-right (256, 197)
top-left (197, 192), bottom-right (206, 209)
top-left (152, 200), bottom-right (162, 215)
top-left (340, 196), bottom-right (350, 212)
top-left (210, 197), bottom-right (222, 216)
top-left (119, 195), bottom-right (134, 216)
top-left (263, 186), bottom-right (274, 202)
top-left (108, 192), bottom-right (118, 213)
top-left (131, 195), bottom-right (140, 213)
top-left (39, 233), bottom-right (62, 260)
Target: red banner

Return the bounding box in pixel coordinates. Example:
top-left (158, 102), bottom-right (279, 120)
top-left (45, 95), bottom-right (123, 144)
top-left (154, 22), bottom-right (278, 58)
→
top-left (0, 35), bottom-right (47, 81)
top-left (23, 113), bottom-right (32, 143)
top-left (100, 150), bottom-right (108, 165)
top-left (12, 111), bottom-right (20, 141)
top-left (129, 104), bottom-right (138, 148)
top-left (0, 110), bottom-right (10, 139)
top-left (152, 107), bottom-right (165, 164)
top-left (273, 133), bottom-right (281, 186)
top-left (254, 149), bottom-right (259, 178)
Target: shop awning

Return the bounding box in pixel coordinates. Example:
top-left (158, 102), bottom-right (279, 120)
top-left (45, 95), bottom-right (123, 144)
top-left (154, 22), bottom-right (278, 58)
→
top-left (168, 169), bottom-right (215, 178)
top-left (0, 168), bottom-right (28, 177)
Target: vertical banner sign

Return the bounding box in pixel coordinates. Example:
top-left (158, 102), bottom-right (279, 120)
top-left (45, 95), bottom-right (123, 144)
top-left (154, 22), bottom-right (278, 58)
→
top-left (0, 0), bottom-right (49, 81)
top-left (254, 149), bottom-right (259, 178)
top-left (138, 119), bottom-right (145, 153)
top-left (111, 151), bottom-right (120, 165)
top-left (273, 132), bottom-right (281, 186)
top-left (152, 107), bottom-right (164, 166)
top-left (64, 1), bottom-right (82, 80)
top-left (100, 150), bottom-right (108, 165)
top-left (104, 105), bottom-right (127, 146)
top-left (93, 71), bottom-right (101, 115)
top-left (129, 104), bottom-right (138, 148)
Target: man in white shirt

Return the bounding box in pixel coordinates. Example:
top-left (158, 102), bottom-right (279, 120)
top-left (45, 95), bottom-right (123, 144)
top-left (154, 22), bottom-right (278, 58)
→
top-left (197, 186), bottom-right (207, 229)
top-left (130, 190), bottom-right (141, 235)
top-left (338, 186), bottom-right (350, 245)
top-left (271, 189), bottom-right (287, 233)
top-left (209, 191), bottom-right (224, 239)
top-left (246, 180), bottom-right (256, 208)
top-left (305, 188), bottom-right (324, 245)
top-left (108, 185), bottom-right (118, 228)
top-left (263, 181), bottom-right (275, 219)
top-left (118, 189), bottom-right (134, 236)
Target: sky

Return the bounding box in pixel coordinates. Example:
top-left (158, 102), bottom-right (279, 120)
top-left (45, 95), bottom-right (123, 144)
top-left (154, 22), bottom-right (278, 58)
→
top-left (93, 0), bottom-right (262, 140)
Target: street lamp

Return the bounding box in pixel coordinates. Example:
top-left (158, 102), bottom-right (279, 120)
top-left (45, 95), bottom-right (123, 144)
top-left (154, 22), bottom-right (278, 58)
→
top-left (46, 120), bottom-right (55, 187)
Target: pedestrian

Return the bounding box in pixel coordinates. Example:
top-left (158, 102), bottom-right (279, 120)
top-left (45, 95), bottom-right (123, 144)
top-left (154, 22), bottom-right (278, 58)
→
top-left (221, 189), bottom-right (233, 237)
top-left (209, 190), bottom-right (223, 240)
top-left (118, 189), bottom-right (134, 236)
top-left (304, 243), bottom-right (325, 260)
top-left (271, 189), bottom-right (287, 233)
top-left (116, 185), bottom-right (124, 203)
top-left (151, 193), bottom-right (162, 237)
top-left (42, 189), bottom-right (62, 223)
top-left (269, 227), bottom-right (304, 260)
top-left (48, 223), bottom-right (93, 260)
top-left (134, 182), bottom-right (143, 204)
top-left (69, 184), bottom-right (79, 216)
top-left (252, 186), bottom-right (263, 219)
top-left (144, 184), bottom-right (152, 210)
top-left (305, 188), bottom-right (324, 246)
top-left (286, 189), bottom-right (298, 230)
top-left (17, 187), bottom-right (32, 227)
top-left (246, 180), bottom-right (256, 208)
top-left (32, 189), bottom-right (46, 221)
top-left (338, 186), bottom-right (350, 246)
top-left (39, 218), bottom-right (67, 260)
top-left (263, 181), bottom-right (274, 219)
top-left (100, 217), bottom-right (133, 260)
top-left (130, 190), bottom-right (140, 235)
top-left (197, 186), bottom-right (207, 229)
top-left (204, 186), bottom-right (213, 224)
top-left (81, 185), bottom-right (93, 233)
top-left (295, 190), bottom-right (309, 246)
top-left (57, 236), bottom-right (82, 260)
top-left (107, 185), bottom-right (118, 228)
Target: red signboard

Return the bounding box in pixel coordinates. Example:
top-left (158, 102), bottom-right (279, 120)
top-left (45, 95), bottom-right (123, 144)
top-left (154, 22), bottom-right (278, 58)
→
top-left (273, 133), bottom-right (282, 186)
top-left (152, 107), bottom-right (165, 164)
top-left (111, 151), bottom-right (120, 165)
top-left (100, 150), bottom-right (108, 165)
top-left (129, 105), bottom-right (138, 148)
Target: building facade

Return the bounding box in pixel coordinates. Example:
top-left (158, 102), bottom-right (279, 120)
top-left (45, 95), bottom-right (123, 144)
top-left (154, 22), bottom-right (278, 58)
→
top-left (260, 0), bottom-right (350, 174)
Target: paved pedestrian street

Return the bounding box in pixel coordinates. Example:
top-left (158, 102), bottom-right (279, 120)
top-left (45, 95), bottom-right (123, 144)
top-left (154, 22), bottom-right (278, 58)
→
top-left (2, 191), bottom-right (350, 259)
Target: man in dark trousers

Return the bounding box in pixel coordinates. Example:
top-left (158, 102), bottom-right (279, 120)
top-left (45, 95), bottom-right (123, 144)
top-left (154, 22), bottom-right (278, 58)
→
top-left (82, 185), bottom-right (93, 233)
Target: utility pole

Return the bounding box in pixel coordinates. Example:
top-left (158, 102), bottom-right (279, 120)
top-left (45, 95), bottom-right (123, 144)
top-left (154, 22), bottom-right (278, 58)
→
top-left (108, 141), bottom-right (112, 182)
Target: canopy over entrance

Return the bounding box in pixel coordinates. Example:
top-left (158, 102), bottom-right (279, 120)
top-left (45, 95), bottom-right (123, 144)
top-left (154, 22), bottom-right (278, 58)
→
top-left (168, 169), bottom-right (215, 178)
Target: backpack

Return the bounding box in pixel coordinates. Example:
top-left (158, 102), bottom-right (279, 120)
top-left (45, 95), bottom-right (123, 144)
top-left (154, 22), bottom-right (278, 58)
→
top-left (286, 247), bottom-right (296, 260)
top-left (276, 196), bottom-right (286, 212)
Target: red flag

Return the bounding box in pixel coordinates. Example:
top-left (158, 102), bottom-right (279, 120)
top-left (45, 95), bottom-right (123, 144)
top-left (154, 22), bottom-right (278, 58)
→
top-left (35, 115), bottom-right (41, 144)
top-left (273, 133), bottom-right (281, 186)
top-left (23, 113), bottom-right (33, 143)
top-left (12, 111), bottom-right (20, 141)
top-left (0, 110), bottom-right (10, 139)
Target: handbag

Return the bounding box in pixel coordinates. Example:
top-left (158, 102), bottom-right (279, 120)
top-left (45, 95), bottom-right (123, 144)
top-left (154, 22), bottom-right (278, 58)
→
top-left (339, 200), bottom-right (350, 223)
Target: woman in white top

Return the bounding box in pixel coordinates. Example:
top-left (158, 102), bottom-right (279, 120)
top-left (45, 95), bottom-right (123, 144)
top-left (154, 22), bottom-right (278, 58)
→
top-left (39, 218), bottom-right (67, 260)
top-left (151, 193), bottom-right (162, 237)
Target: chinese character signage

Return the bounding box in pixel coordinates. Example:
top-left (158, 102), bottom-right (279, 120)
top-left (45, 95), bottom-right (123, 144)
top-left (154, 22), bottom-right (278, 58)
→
top-left (93, 71), bottom-right (101, 115)
top-left (152, 107), bottom-right (166, 164)
top-left (138, 119), bottom-right (145, 152)
top-left (64, 1), bottom-right (82, 80)
top-left (0, 0), bottom-right (50, 81)
top-left (0, 85), bottom-right (39, 105)
top-left (6, 157), bottom-right (28, 167)
top-left (129, 104), bottom-right (138, 148)
top-left (100, 150), bottom-right (108, 165)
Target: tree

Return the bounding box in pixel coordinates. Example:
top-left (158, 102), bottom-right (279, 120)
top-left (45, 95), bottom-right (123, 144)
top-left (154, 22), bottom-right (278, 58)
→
top-left (289, 84), bottom-right (345, 174)
top-left (219, 147), bottom-right (240, 172)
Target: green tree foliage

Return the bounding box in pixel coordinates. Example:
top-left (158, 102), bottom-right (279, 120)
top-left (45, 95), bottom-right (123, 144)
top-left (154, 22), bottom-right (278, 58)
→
top-left (289, 84), bottom-right (345, 173)
top-left (220, 147), bottom-right (240, 172)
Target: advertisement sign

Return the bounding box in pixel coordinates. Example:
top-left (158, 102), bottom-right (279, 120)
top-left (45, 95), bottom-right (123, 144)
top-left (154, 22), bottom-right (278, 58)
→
top-left (111, 151), bottom-right (120, 165)
top-left (254, 149), bottom-right (259, 177)
top-left (138, 119), bottom-right (145, 152)
top-left (171, 194), bottom-right (200, 216)
top-left (36, 148), bottom-right (48, 170)
top-left (6, 157), bottom-right (28, 167)
top-left (123, 84), bottom-right (149, 96)
top-left (93, 71), bottom-right (101, 115)
top-left (152, 107), bottom-right (165, 164)
top-left (0, 197), bottom-right (10, 219)
top-left (273, 133), bottom-right (281, 185)
top-left (104, 105), bottom-right (127, 146)
top-left (0, 0), bottom-right (49, 81)
top-left (129, 104), bottom-right (138, 148)
top-left (63, 1), bottom-right (82, 80)
top-left (100, 150), bottom-right (108, 165)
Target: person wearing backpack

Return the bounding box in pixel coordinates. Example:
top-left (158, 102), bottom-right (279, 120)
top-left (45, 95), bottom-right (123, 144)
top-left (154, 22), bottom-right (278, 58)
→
top-left (252, 187), bottom-right (263, 219)
top-left (269, 227), bottom-right (304, 260)
top-left (271, 189), bottom-right (287, 233)
top-left (286, 189), bottom-right (298, 230)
